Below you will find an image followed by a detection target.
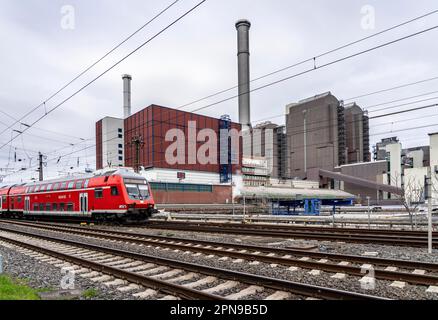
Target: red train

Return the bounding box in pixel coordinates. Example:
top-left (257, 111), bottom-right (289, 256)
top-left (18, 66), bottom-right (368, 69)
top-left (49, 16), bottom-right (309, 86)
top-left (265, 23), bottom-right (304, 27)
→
top-left (0, 168), bottom-right (156, 222)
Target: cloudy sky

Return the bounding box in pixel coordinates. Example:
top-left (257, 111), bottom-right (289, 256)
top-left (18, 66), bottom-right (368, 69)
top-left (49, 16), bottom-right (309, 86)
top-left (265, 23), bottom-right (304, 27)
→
top-left (0, 0), bottom-right (437, 182)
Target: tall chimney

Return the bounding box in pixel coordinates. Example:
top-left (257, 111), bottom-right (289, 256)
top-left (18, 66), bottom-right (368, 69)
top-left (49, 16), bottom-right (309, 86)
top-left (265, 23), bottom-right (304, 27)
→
top-left (122, 74), bottom-right (132, 119)
top-left (235, 19), bottom-right (251, 131)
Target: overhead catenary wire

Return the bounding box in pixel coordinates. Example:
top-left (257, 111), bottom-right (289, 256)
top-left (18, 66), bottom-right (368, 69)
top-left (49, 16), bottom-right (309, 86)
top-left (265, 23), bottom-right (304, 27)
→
top-left (3, 10), bottom-right (437, 163)
top-left (0, 0), bottom-right (208, 153)
top-left (4, 10), bottom-right (438, 178)
top-left (0, 0), bottom-right (181, 139)
top-left (177, 8), bottom-right (438, 110)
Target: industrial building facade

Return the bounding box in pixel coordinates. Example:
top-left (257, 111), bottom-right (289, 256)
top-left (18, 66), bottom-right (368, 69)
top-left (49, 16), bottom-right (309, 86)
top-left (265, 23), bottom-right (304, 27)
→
top-left (123, 105), bottom-right (242, 174)
top-left (285, 92), bottom-right (370, 180)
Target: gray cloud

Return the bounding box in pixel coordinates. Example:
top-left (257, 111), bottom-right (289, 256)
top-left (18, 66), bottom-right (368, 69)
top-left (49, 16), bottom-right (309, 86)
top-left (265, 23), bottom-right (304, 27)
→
top-left (1, 0), bottom-right (437, 182)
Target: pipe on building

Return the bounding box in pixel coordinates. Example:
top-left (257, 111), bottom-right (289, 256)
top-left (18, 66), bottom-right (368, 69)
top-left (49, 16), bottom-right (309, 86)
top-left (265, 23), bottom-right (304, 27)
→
top-left (319, 169), bottom-right (403, 195)
top-left (235, 19), bottom-right (251, 131)
top-left (122, 74), bottom-right (132, 119)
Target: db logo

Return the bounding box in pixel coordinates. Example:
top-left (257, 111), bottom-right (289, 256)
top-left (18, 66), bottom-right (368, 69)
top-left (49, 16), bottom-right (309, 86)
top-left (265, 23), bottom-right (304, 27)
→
top-left (119, 205), bottom-right (127, 209)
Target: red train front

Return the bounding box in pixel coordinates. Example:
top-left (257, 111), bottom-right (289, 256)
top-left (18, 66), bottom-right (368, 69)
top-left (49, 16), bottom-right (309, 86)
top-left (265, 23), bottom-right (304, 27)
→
top-left (0, 168), bottom-right (156, 222)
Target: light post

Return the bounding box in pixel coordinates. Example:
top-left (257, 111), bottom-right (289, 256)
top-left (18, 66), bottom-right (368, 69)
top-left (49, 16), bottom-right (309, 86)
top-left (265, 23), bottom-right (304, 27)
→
top-left (366, 196), bottom-right (371, 229)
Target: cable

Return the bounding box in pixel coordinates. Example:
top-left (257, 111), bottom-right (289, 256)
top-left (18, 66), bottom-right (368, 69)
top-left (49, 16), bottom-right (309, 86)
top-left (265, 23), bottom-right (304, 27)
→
top-left (188, 25), bottom-right (438, 115)
top-left (0, 0), bottom-right (181, 138)
top-left (3, 10), bottom-right (436, 160)
top-left (344, 75), bottom-right (438, 101)
top-left (177, 9), bottom-right (438, 110)
top-left (0, 0), bottom-right (208, 153)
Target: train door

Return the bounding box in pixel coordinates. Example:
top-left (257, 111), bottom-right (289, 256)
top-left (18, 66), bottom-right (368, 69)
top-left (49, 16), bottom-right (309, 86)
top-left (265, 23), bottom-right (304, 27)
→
top-left (24, 196), bottom-right (30, 214)
top-left (80, 193), bottom-right (88, 215)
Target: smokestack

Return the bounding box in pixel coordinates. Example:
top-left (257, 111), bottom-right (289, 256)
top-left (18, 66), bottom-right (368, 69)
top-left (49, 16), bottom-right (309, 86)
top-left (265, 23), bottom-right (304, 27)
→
top-left (122, 74), bottom-right (132, 119)
top-left (235, 19), bottom-right (251, 131)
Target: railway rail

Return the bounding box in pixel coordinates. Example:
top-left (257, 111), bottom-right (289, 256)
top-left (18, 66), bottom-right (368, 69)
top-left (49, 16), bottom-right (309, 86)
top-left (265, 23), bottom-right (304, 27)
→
top-left (1, 220), bottom-right (438, 290)
top-left (144, 221), bottom-right (438, 248)
top-left (0, 224), bottom-right (386, 300)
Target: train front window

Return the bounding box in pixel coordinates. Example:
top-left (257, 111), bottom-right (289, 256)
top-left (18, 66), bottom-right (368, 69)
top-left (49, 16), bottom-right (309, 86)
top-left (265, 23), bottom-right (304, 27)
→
top-left (125, 183), bottom-right (149, 200)
top-left (139, 185), bottom-right (149, 198)
top-left (125, 184), bottom-right (140, 200)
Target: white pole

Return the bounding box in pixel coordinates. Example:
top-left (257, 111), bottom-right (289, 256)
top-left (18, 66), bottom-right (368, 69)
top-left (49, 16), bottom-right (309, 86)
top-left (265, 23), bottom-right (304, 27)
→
top-left (243, 194), bottom-right (246, 223)
top-left (428, 196), bottom-right (433, 254)
top-left (427, 168), bottom-right (433, 254)
top-left (367, 196), bottom-right (371, 229)
top-left (303, 110), bottom-right (307, 175)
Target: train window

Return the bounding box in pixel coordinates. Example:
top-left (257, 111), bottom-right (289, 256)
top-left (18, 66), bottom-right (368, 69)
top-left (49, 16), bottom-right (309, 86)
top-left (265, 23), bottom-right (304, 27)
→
top-left (68, 182), bottom-right (74, 189)
top-left (39, 203), bottom-right (44, 211)
top-left (52, 203), bottom-right (58, 211)
top-left (61, 182), bottom-right (67, 190)
top-left (2, 196), bottom-right (6, 203)
top-left (46, 203), bottom-right (51, 211)
top-left (111, 186), bottom-right (119, 196)
top-left (84, 180), bottom-right (90, 188)
top-left (33, 203), bottom-right (39, 211)
top-left (75, 181), bottom-right (83, 189)
top-left (67, 203), bottom-right (73, 212)
top-left (95, 188), bottom-right (103, 199)
top-left (17, 196), bottom-right (22, 203)
top-left (53, 183), bottom-right (59, 191)
top-left (60, 203), bottom-right (65, 211)
top-left (47, 184), bottom-right (53, 191)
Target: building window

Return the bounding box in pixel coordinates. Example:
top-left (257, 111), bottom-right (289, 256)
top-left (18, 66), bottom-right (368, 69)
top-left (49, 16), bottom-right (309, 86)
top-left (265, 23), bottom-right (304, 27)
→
top-left (118, 144), bottom-right (123, 149)
top-left (118, 134), bottom-right (123, 139)
top-left (118, 150), bottom-right (123, 155)
top-left (118, 128), bottom-right (123, 133)
top-left (118, 156), bottom-right (123, 161)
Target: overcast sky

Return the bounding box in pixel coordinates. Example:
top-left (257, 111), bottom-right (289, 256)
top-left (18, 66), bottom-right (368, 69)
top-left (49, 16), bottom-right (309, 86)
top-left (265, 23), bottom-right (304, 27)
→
top-left (1, 0), bottom-right (437, 182)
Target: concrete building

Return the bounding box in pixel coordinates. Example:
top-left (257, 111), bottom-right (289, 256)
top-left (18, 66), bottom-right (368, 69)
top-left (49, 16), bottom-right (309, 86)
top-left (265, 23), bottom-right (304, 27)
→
top-left (344, 103), bottom-right (370, 163)
top-left (95, 117), bottom-right (125, 169)
top-left (403, 146), bottom-right (430, 168)
top-left (245, 122), bottom-right (287, 179)
top-left (335, 161), bottom-right (389, 202)
top-left (286, 92), bottom-right (345, 179)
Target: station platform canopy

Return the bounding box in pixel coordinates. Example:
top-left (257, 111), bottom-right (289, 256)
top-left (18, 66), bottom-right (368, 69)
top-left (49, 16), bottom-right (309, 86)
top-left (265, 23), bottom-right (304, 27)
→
top-left (237, 186), bottom-right (355, 201)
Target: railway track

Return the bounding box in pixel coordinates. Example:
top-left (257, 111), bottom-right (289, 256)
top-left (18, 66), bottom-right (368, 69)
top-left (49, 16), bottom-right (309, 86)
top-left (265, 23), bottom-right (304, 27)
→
top-left (1, 220), bottom-right (438, 293)
top-left (144, 221), bottom-right (438, 248)
top-left (0, 225), bottom-right (386, 301)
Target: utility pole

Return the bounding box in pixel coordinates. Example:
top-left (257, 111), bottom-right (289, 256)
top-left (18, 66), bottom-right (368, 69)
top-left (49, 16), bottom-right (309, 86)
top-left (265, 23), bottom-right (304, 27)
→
top-left (131, 136), bottom-right (144, 173)
top-left (38, 152), bottom-right (44, 181)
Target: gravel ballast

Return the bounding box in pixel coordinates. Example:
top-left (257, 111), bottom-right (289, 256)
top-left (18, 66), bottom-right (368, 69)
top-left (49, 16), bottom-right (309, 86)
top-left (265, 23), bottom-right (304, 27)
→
top-left (1, 221), bottom-right (438, 300)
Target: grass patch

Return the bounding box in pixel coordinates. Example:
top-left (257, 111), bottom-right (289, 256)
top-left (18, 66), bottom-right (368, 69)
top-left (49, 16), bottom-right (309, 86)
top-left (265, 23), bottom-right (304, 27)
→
top-left (82, 288), bottom-right (99, 299)
top-left (0, 275), bottom-right (41, 300)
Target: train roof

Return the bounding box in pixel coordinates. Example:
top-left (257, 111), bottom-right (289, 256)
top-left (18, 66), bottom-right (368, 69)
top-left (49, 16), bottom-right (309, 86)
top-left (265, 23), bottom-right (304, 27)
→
top-left (17, 168), bottom-right (146, 187)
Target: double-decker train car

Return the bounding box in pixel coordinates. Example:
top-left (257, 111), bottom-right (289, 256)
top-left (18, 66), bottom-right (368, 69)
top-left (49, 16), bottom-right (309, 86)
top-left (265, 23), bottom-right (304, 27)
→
top-left (0, 168), bottom-right (156, 222)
